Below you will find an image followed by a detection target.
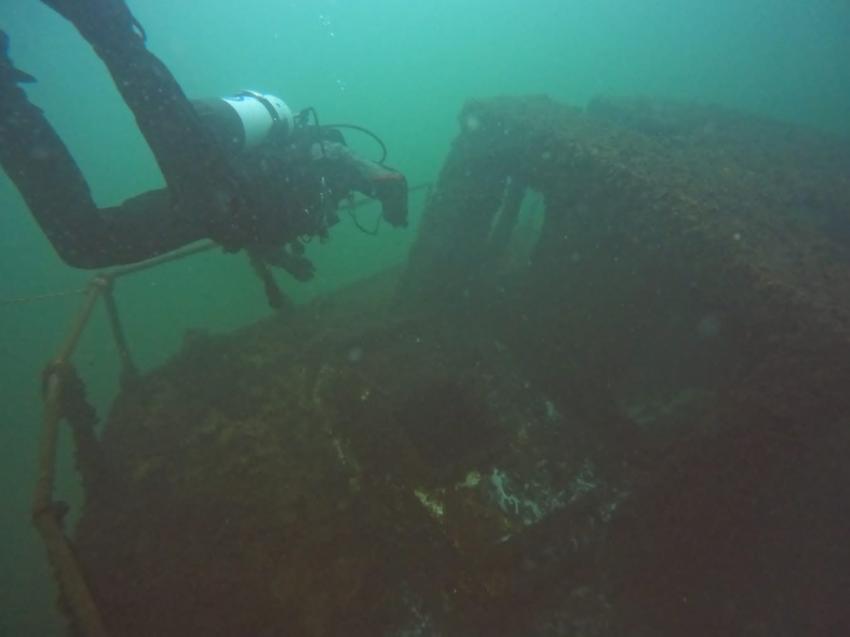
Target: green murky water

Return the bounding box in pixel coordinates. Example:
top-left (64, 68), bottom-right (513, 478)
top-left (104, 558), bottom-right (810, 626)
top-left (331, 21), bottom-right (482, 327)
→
top-left (1, 1), bottom-right (848, 634)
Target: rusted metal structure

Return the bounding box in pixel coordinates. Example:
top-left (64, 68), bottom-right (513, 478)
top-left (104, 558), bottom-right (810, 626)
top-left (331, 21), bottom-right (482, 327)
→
top-left (400, 95), bottom-right (850, 634)
top-left (40, 96), bottom-right (850, 636)
top-left (403, 95), bottom-right (850, 428)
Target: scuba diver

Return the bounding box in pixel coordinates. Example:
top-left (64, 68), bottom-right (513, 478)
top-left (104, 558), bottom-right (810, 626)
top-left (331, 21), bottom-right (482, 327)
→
top-left (0, 0), bottom-right (408, 299)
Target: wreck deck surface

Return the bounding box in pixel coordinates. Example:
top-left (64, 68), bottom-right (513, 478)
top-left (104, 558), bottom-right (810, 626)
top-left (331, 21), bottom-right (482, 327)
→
top-left (74, 97), bottom-right (850, 636)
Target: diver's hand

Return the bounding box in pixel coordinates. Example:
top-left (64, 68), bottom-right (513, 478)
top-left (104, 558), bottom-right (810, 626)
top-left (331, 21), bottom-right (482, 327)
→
top-left (373, 172), bottom-right (408, 228)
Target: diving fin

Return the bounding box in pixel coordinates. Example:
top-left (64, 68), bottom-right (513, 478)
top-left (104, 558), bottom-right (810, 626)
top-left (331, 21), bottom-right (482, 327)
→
top-left (0, 31), bottom-right (36, 85)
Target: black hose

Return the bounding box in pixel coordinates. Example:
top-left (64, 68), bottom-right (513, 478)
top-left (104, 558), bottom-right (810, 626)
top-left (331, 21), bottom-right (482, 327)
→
top-left (321, 123), bottom-right (388, 165)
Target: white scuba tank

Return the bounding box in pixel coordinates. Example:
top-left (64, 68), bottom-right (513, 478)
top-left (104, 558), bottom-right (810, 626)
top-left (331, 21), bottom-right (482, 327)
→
top-left (218, 90), bottom-right (295, 149)
top-left (192, 91), bottom-right (295, 153)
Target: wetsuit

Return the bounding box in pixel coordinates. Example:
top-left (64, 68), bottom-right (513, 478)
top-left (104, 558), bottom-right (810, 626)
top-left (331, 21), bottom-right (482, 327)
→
top-left (0, 0), bottom-right (407, 273)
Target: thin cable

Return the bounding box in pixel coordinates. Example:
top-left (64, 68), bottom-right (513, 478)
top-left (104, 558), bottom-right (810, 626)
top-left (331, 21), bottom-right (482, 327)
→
top-left (0, 287), bottom-right (88, 307)
top-left (347, 207), bottom-right (382, 236)
top-left (321, 123), bottom-right (388, 165)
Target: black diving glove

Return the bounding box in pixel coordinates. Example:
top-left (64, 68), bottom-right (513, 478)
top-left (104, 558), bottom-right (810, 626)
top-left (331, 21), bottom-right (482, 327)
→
top-left (252, 242), bottom-right (315, 282)
top-left (370, 171), bottom-right (408, 228)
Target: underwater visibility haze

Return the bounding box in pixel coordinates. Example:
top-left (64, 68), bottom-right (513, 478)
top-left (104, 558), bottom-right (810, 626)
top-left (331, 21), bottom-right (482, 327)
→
top-left (1, 1), bottom-right (850, 635)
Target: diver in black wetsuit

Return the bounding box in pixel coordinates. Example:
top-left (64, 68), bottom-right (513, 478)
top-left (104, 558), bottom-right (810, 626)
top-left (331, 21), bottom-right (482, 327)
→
top-left (0, 0), bottom-right (408, 284)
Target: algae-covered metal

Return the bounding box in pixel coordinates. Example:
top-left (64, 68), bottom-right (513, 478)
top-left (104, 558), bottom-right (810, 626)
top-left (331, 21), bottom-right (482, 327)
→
top-left (75, 97), bottom-right (850, 636)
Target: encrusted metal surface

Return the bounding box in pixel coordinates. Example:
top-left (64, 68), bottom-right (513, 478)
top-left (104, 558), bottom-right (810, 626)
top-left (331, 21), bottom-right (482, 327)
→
top-left (76, 97), bottom-right (850, 636)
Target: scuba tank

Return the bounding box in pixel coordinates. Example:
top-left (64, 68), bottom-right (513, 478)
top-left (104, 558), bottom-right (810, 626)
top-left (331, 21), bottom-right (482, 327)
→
top-left (192, 90), bottom-right (295, 154)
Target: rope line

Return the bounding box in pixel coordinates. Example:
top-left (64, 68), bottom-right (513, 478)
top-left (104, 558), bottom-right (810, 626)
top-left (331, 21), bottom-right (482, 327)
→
top-left (1, 287), bottom-right (89, 307)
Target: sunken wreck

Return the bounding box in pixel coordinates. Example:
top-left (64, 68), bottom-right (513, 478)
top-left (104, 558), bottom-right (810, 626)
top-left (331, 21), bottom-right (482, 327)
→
top-left (70, 96), bottom-right (850, 636)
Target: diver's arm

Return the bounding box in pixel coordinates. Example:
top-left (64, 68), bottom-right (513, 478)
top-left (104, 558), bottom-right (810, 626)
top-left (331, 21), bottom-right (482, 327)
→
top-left (88, 190), bottom-right (208, 268)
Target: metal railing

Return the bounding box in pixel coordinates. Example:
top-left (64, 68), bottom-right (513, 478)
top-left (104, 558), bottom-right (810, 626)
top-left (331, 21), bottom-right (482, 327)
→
top-left (31, 241), bottom-right (216, 637)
